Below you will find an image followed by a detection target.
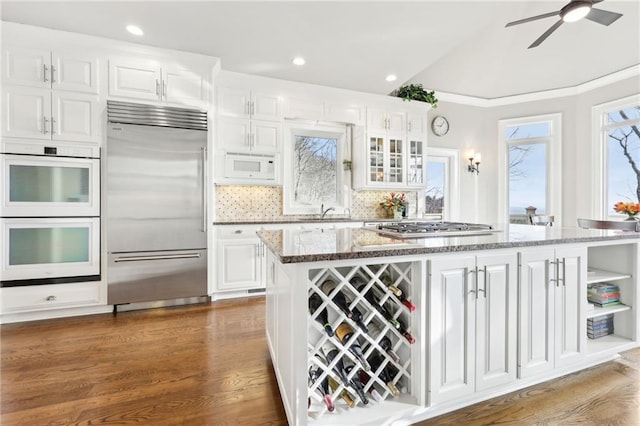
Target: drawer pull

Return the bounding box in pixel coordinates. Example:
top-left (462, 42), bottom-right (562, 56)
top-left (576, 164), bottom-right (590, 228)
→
top-left (234, 230), bottom-right (243, 234)
top-left (46, 295), bottom-right (57, 301)
top-left (114, 253), bottom-right (201, 262)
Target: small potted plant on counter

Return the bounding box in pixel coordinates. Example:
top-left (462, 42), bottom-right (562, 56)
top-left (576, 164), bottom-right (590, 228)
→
top-left (380, 192), bottom-right (406, 219)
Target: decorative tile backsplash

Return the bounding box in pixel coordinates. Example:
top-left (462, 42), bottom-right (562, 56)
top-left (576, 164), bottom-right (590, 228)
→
top-left (215, 185), bottom-right (420, 220)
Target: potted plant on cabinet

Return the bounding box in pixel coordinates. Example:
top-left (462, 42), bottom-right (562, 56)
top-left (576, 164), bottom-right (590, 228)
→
top-left (394, 83), bottom-right (438, 108)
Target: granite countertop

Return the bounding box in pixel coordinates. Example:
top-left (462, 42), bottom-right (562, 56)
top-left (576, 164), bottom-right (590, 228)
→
top-left (257, 224), bottom-right (640, 263)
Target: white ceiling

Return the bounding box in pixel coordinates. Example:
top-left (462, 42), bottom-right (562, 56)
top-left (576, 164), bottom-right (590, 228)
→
top-left (1, 1), bottom-right (639, 99)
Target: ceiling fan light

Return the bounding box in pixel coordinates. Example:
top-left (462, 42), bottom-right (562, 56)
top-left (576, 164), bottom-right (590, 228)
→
top-left (562, 3), bottom-right (591, 22)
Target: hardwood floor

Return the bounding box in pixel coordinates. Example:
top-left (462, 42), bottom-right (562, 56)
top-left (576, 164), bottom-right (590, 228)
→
top-left (1, 297), bottom-right (639, 426)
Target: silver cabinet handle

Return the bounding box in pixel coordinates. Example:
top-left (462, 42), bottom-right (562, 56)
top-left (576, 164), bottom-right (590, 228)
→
top-left (46, 295), bottom-right (56, 301)
top-left (251, 100), bottom-right (255, 116)
top-left (155, 79), bottom-right (160, 96)
top-left (43, 64), bottom-right (49, 82)
top-left (550, 260), bottom-right (560, 287)
top-left (114, 253), bottom-right (201, 262)
top-left (51, 65), bottom-right (56, 83)
top-left (234, 229), bottom-right (243, 234)
top-left (51, 117), bottom-right (55, 135)
top-left (246, 100), bottom-right (251, 115)
top-left (467, 269), bottom-right (476, 296)
top-left (201, 146), bottom-right (207, 233)
top-left (407, 121), bottom-right (412, 132)
top-left (162, 80), bottom-right (167, 97)
top-left (43, 116), bottom-right (49, 134)
top-left (477, 267), bottom-right (487, 299)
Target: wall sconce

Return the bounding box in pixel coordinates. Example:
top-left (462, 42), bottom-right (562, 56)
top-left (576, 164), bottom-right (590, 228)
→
top-left (467, 152), bottom-right (481, 174)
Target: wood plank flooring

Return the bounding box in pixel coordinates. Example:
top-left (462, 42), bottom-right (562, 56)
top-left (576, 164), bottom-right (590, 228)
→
top-left (1, 297), bottom-right (639, 425)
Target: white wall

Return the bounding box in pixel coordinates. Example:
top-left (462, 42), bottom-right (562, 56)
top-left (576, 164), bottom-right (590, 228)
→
top-left (427, 76), bottom-right (639, 226)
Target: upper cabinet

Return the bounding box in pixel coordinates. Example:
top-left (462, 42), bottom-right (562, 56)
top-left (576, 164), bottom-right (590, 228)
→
top-left (3, 47), bottom-right (99, 94)
top-left (285, 96), bottom-right (364, 125)
top-left (217, 87), bottom-right (282, 153)
top-left (109, 57), bottom-right (209, 107)
top-left (353, 102), bottom-right (429, 189)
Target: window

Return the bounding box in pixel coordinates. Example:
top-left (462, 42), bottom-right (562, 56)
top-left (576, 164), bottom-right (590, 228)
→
top-left (425, 148), bottom-right (459, 221)
top-left (498, 114), bottom-right (562, 226)
top-left (283, 121), bottom-right (348, 214)
top-left (593, 95), bottom-right (640, 219)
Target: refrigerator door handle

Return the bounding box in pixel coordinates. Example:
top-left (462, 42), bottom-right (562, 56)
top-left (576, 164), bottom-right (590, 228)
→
top-left (114, 253), bottom-right (202, 262)
top-left (201, 146), bottom-right (207, 233)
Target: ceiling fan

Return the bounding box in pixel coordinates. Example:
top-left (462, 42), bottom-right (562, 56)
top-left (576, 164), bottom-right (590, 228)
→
top-left (506, 0), bottom-right (623, 49)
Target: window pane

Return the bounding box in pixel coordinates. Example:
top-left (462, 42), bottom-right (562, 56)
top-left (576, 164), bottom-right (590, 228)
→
top-left (509, 143), bottom-right (547, 221)
top-left (607, 124), bottom-right (640, 214)
top-left (426, 161), bottom-right (445, 214)
top-left (505, 122), bottom-right (550, 140)
top-left (607, 106), bottom-right (640, 125)
top-left (293, 135), bottom-right (337, 205)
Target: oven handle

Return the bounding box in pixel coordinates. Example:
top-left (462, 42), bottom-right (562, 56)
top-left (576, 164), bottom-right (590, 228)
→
top-left (113, 253), bottom-right (201, 263)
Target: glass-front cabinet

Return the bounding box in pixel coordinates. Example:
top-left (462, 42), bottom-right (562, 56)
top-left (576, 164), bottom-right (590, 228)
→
top-left (407, 139), bottom-right (425, 186)
top-left (1, 218), bottom-right (100, 283)
top-left (1, 154), bottom-right (100, 217)
top-left (367, 135), bottom-right (405, 186)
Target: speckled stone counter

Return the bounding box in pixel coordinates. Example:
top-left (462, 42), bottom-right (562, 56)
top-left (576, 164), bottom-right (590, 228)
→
top-left (257, 224), bottom-right (640, 263)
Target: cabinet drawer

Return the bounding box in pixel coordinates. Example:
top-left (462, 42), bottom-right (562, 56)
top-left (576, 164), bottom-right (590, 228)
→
top-left (1, 281), bottom-right (102, 313)
top-left (216, 226), bottom-right (262, 238)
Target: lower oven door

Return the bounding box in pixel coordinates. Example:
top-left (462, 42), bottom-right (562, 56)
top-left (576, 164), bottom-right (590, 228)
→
top-left (0, 217), bottom-right (100, 284)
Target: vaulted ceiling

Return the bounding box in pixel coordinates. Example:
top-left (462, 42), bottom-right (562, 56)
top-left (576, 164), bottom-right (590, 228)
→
top-left (2, 1), bottom-right (638, 99)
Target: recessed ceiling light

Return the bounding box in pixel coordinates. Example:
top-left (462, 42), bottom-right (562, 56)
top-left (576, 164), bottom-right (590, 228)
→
top-left (292, 57), bottom-right (306, 66)
top-left (385, 74), bottom-right (397, 82)
top-left (126, 25), bottom-right (144, 36)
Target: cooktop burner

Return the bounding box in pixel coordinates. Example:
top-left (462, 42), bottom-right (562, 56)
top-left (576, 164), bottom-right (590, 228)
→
top-left (370, 221), bottom-right (497, 239)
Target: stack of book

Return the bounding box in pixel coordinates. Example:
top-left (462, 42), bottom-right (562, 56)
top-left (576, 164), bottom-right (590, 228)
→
top-left (587, 313), bottom-right (614, 339)
top-left (587, 282), bottom-right (621, 308)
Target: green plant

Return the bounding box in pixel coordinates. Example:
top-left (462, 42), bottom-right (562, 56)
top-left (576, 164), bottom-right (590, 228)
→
top-left (395, 84), bottom-right (438, 108)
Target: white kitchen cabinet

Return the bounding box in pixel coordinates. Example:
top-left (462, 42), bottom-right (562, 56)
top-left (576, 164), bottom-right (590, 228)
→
top-left (518, 246), bottom-right (587, 378)
top-left (2, 46), bottom-right (98, 93)
top-left (215, 226), bottom-right (264, 292)
top-left (217, 87), bottom-right (281, 153)
top-left (429, 252), bottom-right (517, 404)
top-left (365, 133), bottom-right (405, 186)
top-left (407, 112), bottom-right (427, 136)
top-left (2, 86), bottom-right (100, 142)
top-left (367, 108), bottom-right (405, 133)
top-left (109, 57), bottom-right (208, 107)
top-left (0, 281), bottom-right (102, 314)
top-left (285, 96), bottom-right (364, 125)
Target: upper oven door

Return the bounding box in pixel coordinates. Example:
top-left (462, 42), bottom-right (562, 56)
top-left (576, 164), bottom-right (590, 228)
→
top-left (1, 154), bottom-right (100, 217)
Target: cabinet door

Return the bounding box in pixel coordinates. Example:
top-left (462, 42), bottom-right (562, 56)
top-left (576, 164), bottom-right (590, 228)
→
top-left (407, 112), bottom-right (426, 136)
top-left (162, 65), bottom-right (207, 106)
top-left (554, 246), bottom-right (587, 368)
top-left (218, 117), bottom-right (251, 150)
top-left (2, 86), bottom-right (51, 139)
top-left (325, 102), bottom-right (363, 125)
top-left (216, 239), bottom-right (261, 291)
top-left (2, 47), bottom-right (50, 89)
top-left (251, 120), bottom-right (280, 152)
top-left (518, 248), bottom-right (555, 378)
top-left (109, 58), bottom-right (161, 101)
top-left (286, 96), bottom-right (323, 120)
top-left (218, 87), bottom-right (250, 118)
top-left (251, 91), bottom-right (281, 121)
top-left (367, 108), bottom-right (388, 133)
top-left (52, 92), bottom-right (100, 142)
top-left (367, 134), bottom-right (387, 185)
top-left (387, 111), bottom-right (405, 134)
top-left (429, 256), bottom-right (476, 404)
top-left (407, 139), bottom-right (425, 186)
top-left (387, 136), bottom-right (404, 184)
top-left (52, 52), bottom-right (98, 94)
top-left (475, 253), bottom-right (517, 392)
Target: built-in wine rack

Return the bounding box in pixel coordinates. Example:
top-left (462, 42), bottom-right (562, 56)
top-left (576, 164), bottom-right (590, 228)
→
top-left (307, 262), bottom-right (416, 419)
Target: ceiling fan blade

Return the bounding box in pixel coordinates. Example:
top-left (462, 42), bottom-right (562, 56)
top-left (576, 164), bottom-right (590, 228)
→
top-left (528, 19), bottom-right (564, 48)
top-left (506, 11), bottom-right (560, 27)
top-left (585, 7), bottom-right (623, 26)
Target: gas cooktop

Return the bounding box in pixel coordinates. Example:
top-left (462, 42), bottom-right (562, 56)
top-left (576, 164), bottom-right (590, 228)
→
top-left (368, 221), bottom-right (498, 239)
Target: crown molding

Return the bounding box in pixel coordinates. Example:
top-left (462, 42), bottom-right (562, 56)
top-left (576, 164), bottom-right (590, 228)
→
top-left (437, 64), bottom-right (640, 108)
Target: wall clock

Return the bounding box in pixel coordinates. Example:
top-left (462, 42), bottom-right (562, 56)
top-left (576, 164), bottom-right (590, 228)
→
top-left (431, 115), bottom-right (449, 136)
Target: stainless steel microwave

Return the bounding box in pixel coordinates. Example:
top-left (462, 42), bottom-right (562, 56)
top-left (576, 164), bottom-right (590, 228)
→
top-left (224, 152), bottom-right (276, 180)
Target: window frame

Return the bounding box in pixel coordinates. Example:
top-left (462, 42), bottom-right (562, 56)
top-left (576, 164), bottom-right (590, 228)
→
top-left (425, 147), bottom-right (459, 221)
top-left (498, 113), bottom-right (562, 227)
top-left (282, 120), bottom-right (349, 215)
top-left (592, 94), bottom-right (640, 220)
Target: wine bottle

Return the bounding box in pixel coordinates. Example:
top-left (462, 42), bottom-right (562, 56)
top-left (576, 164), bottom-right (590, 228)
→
top-left (380, 270), bottom-right (416, 312)
top-left (395, 315), bottom-right (416, 344)
top-left (367, 351), bottom-right (400, 397)
top-left (321, 341), bottom-right (350, 386)
top-left (335, 322), bottom-right (371, 371)
top-left (344, 363), bottom-right (369, 405)
top-left (367, 321), bottom-right (401, 363)
top-left (322, 279), bottom-right (367, 333)
top-left (308, 365), bottom-right (335, 412)
top-left (308, 292), bottom-right (334, 337)
top-left (328, 376), bottom-right (356, 408)
top-left (352, 278), bottom-right (401, 330)
top-left (358, 369), bottom-right (384, 402)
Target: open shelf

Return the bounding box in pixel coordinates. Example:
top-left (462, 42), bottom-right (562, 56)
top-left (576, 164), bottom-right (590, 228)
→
top-left (585, 334), bottom-right (635, 355)
top-left (586, 303), bottom-right (632, 319)
top-left (587, 268), bottom-right (631, 284)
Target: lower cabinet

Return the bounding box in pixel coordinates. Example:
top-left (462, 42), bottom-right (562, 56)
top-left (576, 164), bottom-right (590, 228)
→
top-left (429, 252), bottom-right (518, 404)
top-left (0, 281), bottom-right (103, 314)
top-left (518, 246), bottom-right (587, 378)
top-left (215, 226), bottom-right (265, 292)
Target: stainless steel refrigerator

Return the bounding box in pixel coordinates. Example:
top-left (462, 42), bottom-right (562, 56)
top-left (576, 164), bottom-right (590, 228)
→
top-left (106, 101), bottom-right (208, 308)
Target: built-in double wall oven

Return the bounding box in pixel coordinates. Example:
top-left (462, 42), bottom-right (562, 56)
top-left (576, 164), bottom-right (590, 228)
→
top-left (0, 139), bottom-right (100, 286)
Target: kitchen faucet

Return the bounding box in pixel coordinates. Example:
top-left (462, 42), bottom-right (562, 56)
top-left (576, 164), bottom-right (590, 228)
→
top-left (320, 203), bottom-right (335, 219)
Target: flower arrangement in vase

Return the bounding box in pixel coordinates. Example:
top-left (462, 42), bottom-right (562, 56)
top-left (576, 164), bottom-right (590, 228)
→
top-left (614, 201), bottom-right (640, 220)
top-left (380, 192), bottom-right (406, 219)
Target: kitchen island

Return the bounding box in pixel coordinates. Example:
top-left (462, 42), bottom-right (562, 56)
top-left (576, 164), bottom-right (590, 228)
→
top-left (258, 224), bottom-right (640, 425)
